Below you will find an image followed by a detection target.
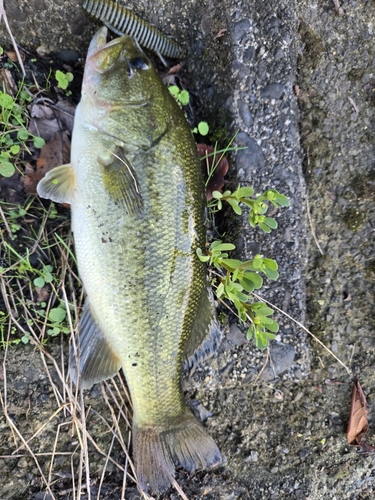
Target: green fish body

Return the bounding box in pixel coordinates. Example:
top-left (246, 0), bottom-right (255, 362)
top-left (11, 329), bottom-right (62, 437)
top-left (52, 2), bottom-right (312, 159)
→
top-left (37, 27), bottom-right (222, 493)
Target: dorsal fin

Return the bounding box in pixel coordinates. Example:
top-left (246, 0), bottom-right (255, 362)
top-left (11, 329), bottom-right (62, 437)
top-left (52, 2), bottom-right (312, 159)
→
top-left (69, 302), bottom-right (121, 389)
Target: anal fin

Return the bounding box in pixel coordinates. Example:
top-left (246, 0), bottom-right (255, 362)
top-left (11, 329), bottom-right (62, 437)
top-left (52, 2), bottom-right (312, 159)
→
top-left (69, 302), bottom-right (121, 389)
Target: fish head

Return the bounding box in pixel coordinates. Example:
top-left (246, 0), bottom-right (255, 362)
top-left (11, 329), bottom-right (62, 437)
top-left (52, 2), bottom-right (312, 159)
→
top-left (81, 27), bottom-right (172, 149)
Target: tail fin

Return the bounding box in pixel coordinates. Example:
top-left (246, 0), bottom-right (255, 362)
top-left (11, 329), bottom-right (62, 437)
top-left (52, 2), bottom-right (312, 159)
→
top-left (133, 410), bottom-right (222, 493)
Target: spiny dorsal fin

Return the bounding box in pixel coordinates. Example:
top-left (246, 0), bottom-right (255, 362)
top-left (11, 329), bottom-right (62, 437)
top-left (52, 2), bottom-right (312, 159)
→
top-left (100, 147), bottom-right (143, 216)
top-left (69, 302), bottom-right (121, 389)
top-left (36, 164), bottom-right (76, 204)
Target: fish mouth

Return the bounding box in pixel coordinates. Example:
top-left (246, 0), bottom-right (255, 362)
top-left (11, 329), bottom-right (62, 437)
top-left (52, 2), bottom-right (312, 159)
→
top-left (84, 27), bottom-right (149, 107)
top-left (86, 26), bottom-right (109, 59)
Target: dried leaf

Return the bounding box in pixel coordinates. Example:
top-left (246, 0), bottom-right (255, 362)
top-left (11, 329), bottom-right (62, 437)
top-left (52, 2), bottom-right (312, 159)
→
top-left (35, 286), bottom-right (51, 303)
top-left (166, 62), bottom-right (185, 75)
top-left (5, 49), bottom-right (25, 62)
top-left (0, 68), bottom-right (18, 96)
top-left (22, 131), bottom-right (71, 194)
top-left (197, 144), bottom-right (229, 201)
top-left (53, 98), bottom-right (76, 133)
top-left (357, 441), bottom-right (375, 454)
top-left (347, 379), bottom-right (369, 446)
top-left (325, 379), bottom-right (344, 386)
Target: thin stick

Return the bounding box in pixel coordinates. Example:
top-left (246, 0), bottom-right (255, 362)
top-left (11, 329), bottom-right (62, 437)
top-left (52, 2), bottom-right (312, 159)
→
top-left (251, 292), bottom-right (352, 375)
top-left (0, 204), bottom-right (13, 239)
top-left (12, 405), bottom-right (69, 453)
top-left (0, 0), bottom-right (26, 76)
top-left (97, 428), bottom-right (117, 500)
top-left (306, 194), bottom-right (324, 255)
top-left (0, 366), bottom-right (56, 499)
top-left (332, 0), bottom-right (344, 16)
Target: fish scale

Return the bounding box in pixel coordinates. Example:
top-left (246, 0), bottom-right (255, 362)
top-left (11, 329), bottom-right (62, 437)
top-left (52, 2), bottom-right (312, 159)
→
top-left (37, 27), bottom-right (221, 493)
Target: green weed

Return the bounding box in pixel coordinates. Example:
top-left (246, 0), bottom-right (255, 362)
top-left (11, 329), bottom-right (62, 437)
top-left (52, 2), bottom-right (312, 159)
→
top-left (197, 138), bottom-right (290, 349)
top-left (0, 81), bottom-right (45, 177)
top-left (55, 70), bottom-right (74, 95)
top-left (168, 85), bottom-right (209, 136)
top-left (0, 199), bottom-right (77, 347)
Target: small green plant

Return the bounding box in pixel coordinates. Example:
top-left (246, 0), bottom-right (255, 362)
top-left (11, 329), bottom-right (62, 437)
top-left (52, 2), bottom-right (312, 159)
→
top-left (197, 183), bottom-right (290, 349)
top-left (192, 121), bottom-right (209, 136)
top-left (33, 264), bottom-right (54, 288)
top-left (168, 85), bottom-right (209, 136)
top-left (168, 85), bottom-right (190, 106)
top-left (55, 70), bottom-right (74, 94)
top-left (0, 81), bottom-right (45, 177)
top-left (35, 300), bottom-right (71, 337)
top-left (210, 187), bottom-right (290, 233)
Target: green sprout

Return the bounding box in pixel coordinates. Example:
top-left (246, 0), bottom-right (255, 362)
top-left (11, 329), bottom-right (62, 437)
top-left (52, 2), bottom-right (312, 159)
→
top-left (192, 121), bottom-right (209, 136)
top-left (168, 85), bottom-right (209, 136)
top-left (55, 70), bottom-right (74, 94)
top-left (168, 85), bottom-right (190, 106)
top-left (0, 81), bottom-right (45, 178)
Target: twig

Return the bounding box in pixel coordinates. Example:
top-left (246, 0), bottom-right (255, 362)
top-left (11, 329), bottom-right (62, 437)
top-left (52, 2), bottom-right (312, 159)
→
top-left (252, 292), bottom-right (352, 375)
top-left (0, 0), bottom-right (26, 76)
top-left (348, 97), bottom-right (359, 114)
top-left (332, 0), bottom-right (344, 16)
top-left (0, 365), bottom-right (57, 499)
top-left (306, 194), bottom-right (324, 255)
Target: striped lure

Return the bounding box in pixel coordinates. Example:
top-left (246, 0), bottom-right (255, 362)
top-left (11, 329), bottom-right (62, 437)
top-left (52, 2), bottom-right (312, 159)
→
top-left (82, 0), bottom-right (186, 63)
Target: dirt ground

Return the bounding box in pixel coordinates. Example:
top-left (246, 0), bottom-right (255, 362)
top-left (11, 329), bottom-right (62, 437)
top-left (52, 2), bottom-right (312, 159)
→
top-left (1, 0), bottom-right (375, 499)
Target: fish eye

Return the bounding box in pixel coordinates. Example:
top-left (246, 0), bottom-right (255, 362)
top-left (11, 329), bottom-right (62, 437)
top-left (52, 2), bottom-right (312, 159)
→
top-left (130, 57), bottom-right (149, 70)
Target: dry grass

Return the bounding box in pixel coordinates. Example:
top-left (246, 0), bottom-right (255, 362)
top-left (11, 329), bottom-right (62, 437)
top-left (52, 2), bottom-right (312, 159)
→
top-left (0, 198), bottom-right (158, 500)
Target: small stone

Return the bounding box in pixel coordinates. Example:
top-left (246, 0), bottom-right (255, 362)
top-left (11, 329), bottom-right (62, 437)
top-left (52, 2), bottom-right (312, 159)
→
top-left (260, 83), bottom-right (285, 99)
top-left (274, 48), bottom-right (285, 61)
top-left (56, 49), bottom-right (80, 63)
top-left (245, 450), bottom-right (258, 462)
top-left (243, 46), bottom-right (255, 62)
top-left (259, 342), bottom-right (296, 381)
top-left (232, 19), bottom-right (250, 41)
top-left (192, 401), bottom-right (213, 421)
top-left (298, 448), bottom-right (310, 460)
top-left (227, 324), bottom-right (248, 346)
top-left (235, 132), bottom-right (265, 178)
top-left (238, 100), bottom-right (254, 128)
top-left (17, 458), bottom-right (28, 468)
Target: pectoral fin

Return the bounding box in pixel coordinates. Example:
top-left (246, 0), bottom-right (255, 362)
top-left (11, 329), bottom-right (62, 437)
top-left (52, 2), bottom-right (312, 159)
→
top-left (69, 302), bottom-right (121, 389)
top-left (101, 147), bottom-right (143, 216)
top-left (36, 164), bottom-right (76, 204)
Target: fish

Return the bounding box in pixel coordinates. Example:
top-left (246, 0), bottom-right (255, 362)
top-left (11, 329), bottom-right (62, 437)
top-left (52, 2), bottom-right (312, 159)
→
top-left (82, 0), bottom-right (186, 65)
top-left (37, 27), bottom-right (222, 493)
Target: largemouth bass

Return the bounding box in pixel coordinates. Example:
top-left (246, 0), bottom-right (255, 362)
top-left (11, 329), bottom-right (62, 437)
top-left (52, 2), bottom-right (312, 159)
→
top-left (37, 27), bottom-right (222, 493)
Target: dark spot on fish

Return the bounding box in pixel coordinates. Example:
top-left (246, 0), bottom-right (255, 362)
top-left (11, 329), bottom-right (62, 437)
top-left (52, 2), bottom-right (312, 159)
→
top-left (102, 237), bottom-right (107, 243)
top-left (132, 363), bottom-right (137, 367)
top-left (135, 352), bottom-right (140, 357)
